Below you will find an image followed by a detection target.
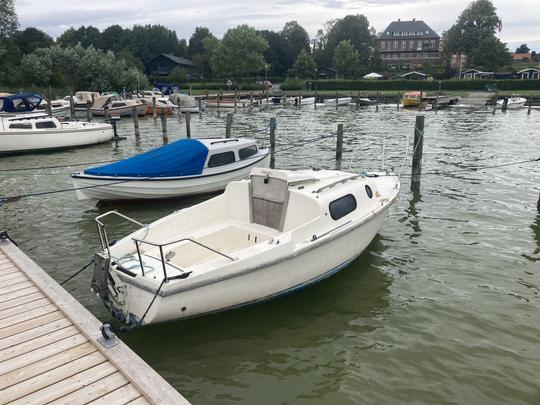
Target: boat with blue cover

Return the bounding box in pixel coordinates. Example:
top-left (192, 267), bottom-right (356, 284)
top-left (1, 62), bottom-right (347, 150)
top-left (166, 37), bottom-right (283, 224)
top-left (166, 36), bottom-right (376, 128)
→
top-left (71, 137), bottom-right (270, 200)
top-left (0, 93), bottom-right (70, 117)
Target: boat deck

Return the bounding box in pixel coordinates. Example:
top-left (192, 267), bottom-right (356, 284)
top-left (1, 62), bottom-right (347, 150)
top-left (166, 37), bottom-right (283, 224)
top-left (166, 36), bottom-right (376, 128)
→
top-left (0, 238), bottom-right (189, 405)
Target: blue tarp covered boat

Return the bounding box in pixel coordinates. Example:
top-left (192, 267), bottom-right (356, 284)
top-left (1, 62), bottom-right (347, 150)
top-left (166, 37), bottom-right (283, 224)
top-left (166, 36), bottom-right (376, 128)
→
top-left (84, 139), bottom-right (209, 177)
top-left (0, 93), bottom-right (43, 113)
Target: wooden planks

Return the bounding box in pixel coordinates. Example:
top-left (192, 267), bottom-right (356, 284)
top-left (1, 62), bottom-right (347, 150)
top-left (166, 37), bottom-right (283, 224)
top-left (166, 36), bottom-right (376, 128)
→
top-left (0, 240), bottom-right (189, 405)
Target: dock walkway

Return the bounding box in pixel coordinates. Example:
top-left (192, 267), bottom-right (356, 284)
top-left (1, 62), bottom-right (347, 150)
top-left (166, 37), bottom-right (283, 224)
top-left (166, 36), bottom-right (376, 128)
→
top-left (0, 238), bottom-right (189, 405)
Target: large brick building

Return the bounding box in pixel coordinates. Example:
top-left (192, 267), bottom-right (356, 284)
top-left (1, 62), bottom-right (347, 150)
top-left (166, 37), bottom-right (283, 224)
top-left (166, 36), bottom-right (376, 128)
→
top-left (378, 19), bottom-right (442, 70)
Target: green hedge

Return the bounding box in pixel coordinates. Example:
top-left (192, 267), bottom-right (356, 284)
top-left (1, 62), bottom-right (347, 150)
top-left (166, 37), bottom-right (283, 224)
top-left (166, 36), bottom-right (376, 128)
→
top-left (311, 79), bottom-right (540, 91)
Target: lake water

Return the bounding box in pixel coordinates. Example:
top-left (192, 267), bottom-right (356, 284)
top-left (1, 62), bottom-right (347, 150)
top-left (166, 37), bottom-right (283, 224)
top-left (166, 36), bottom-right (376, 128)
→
top-left (1, 104), bottom-right (539, 404)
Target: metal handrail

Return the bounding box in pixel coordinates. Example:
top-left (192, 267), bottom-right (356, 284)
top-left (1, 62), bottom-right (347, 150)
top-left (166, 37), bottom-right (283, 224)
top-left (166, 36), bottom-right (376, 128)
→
top-left (95, 210), bottom-right (146, 258)
top-left (312, 174), bottom-right (359, 194)
top-left (132, 237), bottom-right (235, 282)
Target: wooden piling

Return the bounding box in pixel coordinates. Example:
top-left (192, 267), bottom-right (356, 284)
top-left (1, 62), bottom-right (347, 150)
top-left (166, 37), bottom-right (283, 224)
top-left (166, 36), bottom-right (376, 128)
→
top-left (47, 98), bottom-right (52, 117)
top-left (225, 112), bottom-right (233, 138)
top-left (335, 92), bottom-right (338, 110)
top-left (189, 85), bottom-right (192, 96)
top-left (132, 106), bottom-right (140, 137)
top-left (86, 101), bottom-right (92, 122)
top-left (185, 111), bottom-right (191, 138)
top-left (376, 91), bottom-right (380, 112)
top-left (69, 95), bottom-right (74, 119)
top-left (160, 111), bottom-right (168, 137)
top-left (397, 92), bottom-right (400, 111)
top-left (250, 91), bottom-right (254, 109)
top-left (283, 92), bottom-right (287, 106)
top-left (270, 117), bottom-right (276, 169)
top-left (234, 89), bottom-right (238, 111)
top-left (198, 98), bottom-right (203, 117)
top-left (104, 106), bottom-right (110, 120)
top-left (528, 97), bottom-right (532, 115)
top-left (335, 124), bottom-right (343, 170)
top-left (314, 90), bottom-right (317, 110)
top-left (152, 96), bottom-right (157, 119)
top-left (411, 115), bottom-right (425, 191)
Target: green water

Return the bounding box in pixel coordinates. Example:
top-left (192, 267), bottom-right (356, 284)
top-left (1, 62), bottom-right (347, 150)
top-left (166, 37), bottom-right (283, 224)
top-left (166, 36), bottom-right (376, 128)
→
top-left (1, 105), bottom-right (539, 404)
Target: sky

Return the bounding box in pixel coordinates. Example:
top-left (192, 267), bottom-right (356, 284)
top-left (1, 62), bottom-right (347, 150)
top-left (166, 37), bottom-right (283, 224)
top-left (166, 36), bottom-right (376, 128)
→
top-left (14, 0), bottom-right (540, 52)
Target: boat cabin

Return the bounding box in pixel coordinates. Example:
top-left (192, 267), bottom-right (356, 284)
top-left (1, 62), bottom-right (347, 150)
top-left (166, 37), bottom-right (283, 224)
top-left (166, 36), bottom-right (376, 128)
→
top-left (2, 115), bottom-right (60, 131)
top-left (199, 138), bottom-right (260, 170)
top-left (93, 95), bottom-right (134, 110)
top-left (0, 93), bottom-right (43, 113)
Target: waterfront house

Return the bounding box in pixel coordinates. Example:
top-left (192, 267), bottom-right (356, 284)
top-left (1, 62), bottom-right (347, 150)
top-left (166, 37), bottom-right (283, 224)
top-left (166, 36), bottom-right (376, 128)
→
top-left (401, 71), bottom-right (428, 80)
top-left (378, 18), bottom-right (441, 70)
top-left (517, 68), bottom-right (540, 79)
top-left (512, 53), bottom-right (532, 63)
top-left (147, 54), bottom-right (194, 76)
top-left (317, 67), bottom-right (337, 79)
top-left (459, 69), bottom-right (493, 79)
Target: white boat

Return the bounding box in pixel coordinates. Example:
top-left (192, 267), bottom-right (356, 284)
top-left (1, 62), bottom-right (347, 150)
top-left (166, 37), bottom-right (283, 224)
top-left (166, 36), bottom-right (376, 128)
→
top-left (90, 168), bottom-right (400, 325)
top-left (324, 97), bottom-right (353, 106)
top-left (73, 91), bottom-right (101, 110)
top-left (497, 96), bottom-right (527, 109)
top-left (169, 94), bottom-right (205, 113)
top-left (205, 98), bottom-right (251, 108)
top-left (0, 114), bottom-right (113, 154)
top-left (91, 95), bottom-right (147, 117)
top-left (71, 138), bottom-right (270, 201)
top-left (0, 93), bottom-right (70, 117)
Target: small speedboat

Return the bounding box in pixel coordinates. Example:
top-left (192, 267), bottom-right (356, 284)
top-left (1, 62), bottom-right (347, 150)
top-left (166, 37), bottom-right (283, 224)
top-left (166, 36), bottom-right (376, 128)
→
top-left (205, 98), bottom-right (250, 108)
top-left (497, 96), bottom-right (526, 109)
top-left (324, 97), bottom-right (353, 106)
top-left (0, 114), bottom-right (113, 154)
top-left (91, 95), bottom-right (147, 117)
top-left (90, 168), bottom-right (400, 325)
top-left (71, 137), bottom-right (270, 200)
top-left (402, 91), bottom-right (423, 108)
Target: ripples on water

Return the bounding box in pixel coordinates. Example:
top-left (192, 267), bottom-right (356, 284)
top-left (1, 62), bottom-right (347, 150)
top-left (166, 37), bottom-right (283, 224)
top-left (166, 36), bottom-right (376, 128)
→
top-left (1, 106), bottom-right (539, 404)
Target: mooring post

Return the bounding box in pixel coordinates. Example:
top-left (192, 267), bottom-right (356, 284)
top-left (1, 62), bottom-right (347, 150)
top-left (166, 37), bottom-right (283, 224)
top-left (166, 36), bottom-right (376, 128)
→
top-left (397, 92), bottom-right (400, 111)
top-left (234, 89), bottom-right (238, 111)
top-left (314, 90), bottom-right (318, 110)
top-left (69, 96), bottom-right (74, 119)
top-left (283, 92), bottom-right (287, 106)
top-left (250, 91), bottom-right (254, 109)
top-left (493, 91), bottom-right (498, 115)
top-left (270, 117), bottom-right (276, 169)
top-left (299, 90), bottom-right (302, 109)
top-left (185, 112), bottom-right (191, 138)
top-left (356, 92), bottom-right (360, 108)
top-left (225, 112), bottom-right (233, 138)
top-left (132, 106), bottom-right (140, 137)
top-left (104, 106), bottom-right (110, 120)
top-left (335, 92), bottom-right (339, 110)
top-left (189, 85), bottom-right (192, 96)
top-left (198, 98), bottom-right (203, 118)
top-left (86, 101), bottom-right (92, 122)
top-left (376, 91), bottom-right (380, 112)
top-left (152, 97), bottom-right (157, 120)
top-left (47, 98), bottom-right (52, 117)
top-left (528, 97), bottom-right (532, 115)
top-left (335, 123), bottom-right (344, 170)
top-left (218, 89), bottom-right (222, 114)
top-left (411, 115), bottom-right (425, 191)
top-left (160, 111), bottom-right (167, 138)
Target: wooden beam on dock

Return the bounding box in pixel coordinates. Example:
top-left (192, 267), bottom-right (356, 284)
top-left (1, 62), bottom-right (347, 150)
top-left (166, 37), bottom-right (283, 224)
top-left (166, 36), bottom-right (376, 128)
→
top-left (0, 239), bottom-right (190, 405)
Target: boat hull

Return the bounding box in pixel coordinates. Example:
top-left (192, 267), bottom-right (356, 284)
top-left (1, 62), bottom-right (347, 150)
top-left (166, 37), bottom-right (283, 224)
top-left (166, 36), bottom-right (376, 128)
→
top-left (324, 97), bottom-right (352, 106)
top-left (0, 127), bottom-right (113, 153)
top-left (110, 208), bottom-right (387, 325)
top-left (402, 98), bottom-right (421, 107)
top-left (72, 154), bottom-right (270, 200)
top-left (91, 103), bottom-right (147, 117)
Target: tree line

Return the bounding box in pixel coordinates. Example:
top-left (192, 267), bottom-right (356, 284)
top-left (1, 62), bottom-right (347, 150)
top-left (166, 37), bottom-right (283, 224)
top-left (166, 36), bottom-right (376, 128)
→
top-left (0, 0), bottom-right (533, 92)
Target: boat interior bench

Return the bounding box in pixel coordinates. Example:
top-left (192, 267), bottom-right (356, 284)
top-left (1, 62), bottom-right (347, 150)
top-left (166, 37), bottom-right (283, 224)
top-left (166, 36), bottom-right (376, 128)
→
top-left (119, 221), bottom-right (280, 279)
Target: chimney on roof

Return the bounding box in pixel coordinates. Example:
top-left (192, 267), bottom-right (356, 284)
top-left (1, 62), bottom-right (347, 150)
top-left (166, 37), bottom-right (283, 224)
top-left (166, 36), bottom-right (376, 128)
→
top-left (398, 18), bottom-right (401, 21)
top-left (413, 18), bottom-right (416, 21)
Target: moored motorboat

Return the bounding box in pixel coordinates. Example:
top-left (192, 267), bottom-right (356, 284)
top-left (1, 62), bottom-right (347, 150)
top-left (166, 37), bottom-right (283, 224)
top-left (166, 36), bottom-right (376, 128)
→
top-left (497, 96), bottom-right (527, 109)
top-left (205, 98), bottom-right (250, 108)
top-left (0, 93), bottom-right (43, 117)
top-left (324, 97), bottom-right (353, 106)
top-left (73, 91), bottom-right (101, 110)
top-left (91, 95), bottom-right (147, 117)
top-left (402, 91), bottom-right (423, 107)
top-left (0, 114), bottom-right (113, 154)
top-left (71, 137), bottom-right (270, 200)
top-left (90, 167), bottom-right (400, 325)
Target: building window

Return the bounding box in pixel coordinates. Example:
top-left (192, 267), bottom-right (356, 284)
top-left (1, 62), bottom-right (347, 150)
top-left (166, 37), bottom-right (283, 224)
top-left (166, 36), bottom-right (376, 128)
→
top-left (393, 41), bottom-right (398, 49)
top-left (417, 40), bottom-right (422, 50)
top-left (401, 41), bottom-right (406, 49)
top-left (329, 194), bottom-right (357, 221)
top-left (430, 40), bottom-right (436, 48)
top-left (380, 41), bottom-right (386, 49)
top-left (409, 40), bottom-right (414, 49)
top-left (208, 151), bottom-right (236, 167)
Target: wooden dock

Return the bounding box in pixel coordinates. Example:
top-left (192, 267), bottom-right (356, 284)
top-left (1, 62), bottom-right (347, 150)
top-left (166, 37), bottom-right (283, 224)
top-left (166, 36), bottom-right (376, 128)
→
top-left (0, 238), bottom-right (190, 405)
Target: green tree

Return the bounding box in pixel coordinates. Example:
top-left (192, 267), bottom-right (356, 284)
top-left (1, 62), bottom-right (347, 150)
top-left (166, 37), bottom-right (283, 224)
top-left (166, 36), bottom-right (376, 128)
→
top-left (280, 21), bottom-right (310, 70)
top-left (57, 25), bottom-right (101, 48)
top-left (127, 24), bottom-right (184, 66)
top-left (289, 49), bottom-right (317, 79)
top-left (188, 26), bottom-right (215, 57)
top-left (470, 36), bottom-right (512, 70)
top-left (210, 25), bottom-right (268, 79)
top-left (97, 25), bottom-right (127, 52)
top-left (13, 27), bottom-right (53, 55)
top-left (258, 29), bottom-right (289, 77)
top-left (332, 39), bottom-right (360, 79)
top-left (187, 26), bottom-right (216, 78)
top-left (445, 0), bottom-right (500, 54)
top-left (0, 0), bottom-right (18, 38)
top-left (318, 15), bottom-right (374, 72)
top-left (168, 66), bottom-right (188, 83)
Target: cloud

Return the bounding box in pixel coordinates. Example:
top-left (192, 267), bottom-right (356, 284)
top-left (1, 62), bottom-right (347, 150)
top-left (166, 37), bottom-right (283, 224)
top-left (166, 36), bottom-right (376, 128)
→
top-left (14, 0), bottom-right (540, 51)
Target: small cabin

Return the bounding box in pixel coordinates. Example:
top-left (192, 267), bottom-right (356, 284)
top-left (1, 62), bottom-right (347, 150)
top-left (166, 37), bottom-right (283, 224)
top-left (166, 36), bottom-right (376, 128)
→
top-left (517, 68), bottom-right (540, 80)
top-left (401, 71), bottom-right (428, 80)
top-left (200, 138), bottom-right (260, 170)
top-left (4, 115), bottom-right (60, 131)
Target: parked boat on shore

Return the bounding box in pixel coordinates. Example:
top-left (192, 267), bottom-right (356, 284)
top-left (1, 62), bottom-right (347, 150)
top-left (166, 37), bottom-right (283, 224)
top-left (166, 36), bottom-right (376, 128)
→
top-left (0, 114), bottom-right (113, 154)
top-left (71, 137), bottom-right (270, 200)
top-left (89, 167), bottom-right (399, 325)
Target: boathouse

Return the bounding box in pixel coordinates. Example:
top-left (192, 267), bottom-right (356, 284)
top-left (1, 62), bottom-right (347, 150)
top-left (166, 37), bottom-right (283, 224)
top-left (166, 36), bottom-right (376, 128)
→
top-left (147, 53), bottom-right (194, 76)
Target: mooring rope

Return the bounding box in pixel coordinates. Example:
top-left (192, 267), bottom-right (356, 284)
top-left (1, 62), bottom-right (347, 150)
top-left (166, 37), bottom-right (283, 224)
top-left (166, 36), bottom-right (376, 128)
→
top-left (60, 257), bottom-right (94, 286)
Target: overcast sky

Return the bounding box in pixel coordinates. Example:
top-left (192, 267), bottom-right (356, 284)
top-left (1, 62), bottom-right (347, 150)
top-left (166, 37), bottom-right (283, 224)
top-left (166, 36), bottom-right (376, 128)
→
top-left (15, 0), bottom-right (540, 52)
